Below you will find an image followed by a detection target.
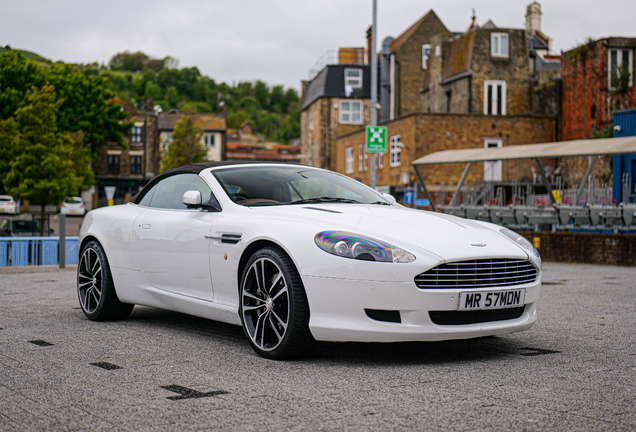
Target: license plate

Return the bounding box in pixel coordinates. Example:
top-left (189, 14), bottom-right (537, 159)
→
top-left (70, 210), bottom-right (76, 213)
top-left (458, 289), bottom-right (525, 311)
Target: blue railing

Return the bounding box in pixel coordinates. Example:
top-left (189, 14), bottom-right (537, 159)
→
top-left (0, 237), bottom-right (79, 267)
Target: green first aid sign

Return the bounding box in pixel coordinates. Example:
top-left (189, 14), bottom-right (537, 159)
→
top-left (366, 126), bottom-right (387, 153)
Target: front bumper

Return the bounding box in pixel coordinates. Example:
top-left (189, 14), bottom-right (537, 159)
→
top-left (303, 275), bottom-right (540, 342)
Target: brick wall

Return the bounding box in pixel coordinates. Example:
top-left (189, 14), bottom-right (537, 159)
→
top-left (561, 39), bottom-right (636, 140)
top-left (520, 231), bottom-right (636, 266)
top-left (336, 112), bottom-right (556, 191)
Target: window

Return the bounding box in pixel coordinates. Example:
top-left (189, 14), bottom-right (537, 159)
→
top-left (445, 90), bottom-right (452, 113)
top-left (340, 100), bottom-right (363, 124)
top-left (484, 80), bottom-right (506, 115)
top-left (435, 45), bottom-right (441, 56)
top-left (390, 135), bottom-right (402, 167)
top-left (358, 144), bottom-right (363, 171)
top-left (145, 174), bottom-right (215, 210)
top-left (165, 133), bottom-right (172, 145)
top-left (345, 147), bottom-right (354, 174)
top-left (491, 33), bottom-right (509, 57)
top-left (484, 138), bottom-right (503, 181)
top-left (308, 109), bottom-right (314, 131)
top-left (108, 155), bottom-right (120, 174)
top-left (130, 156), bottom-right (142, 174)
top-left (422, 44), bottom-right (431, 69)
top-left (345, 68), bottom-right (362, 88)
top-left (609, 48), bottom-right (633, 89)
top-left (364, 147), bottom-right (368, 171)
top-left (131, 126), bottom-right (142, 143)
top-left (204, 133), bottom-right (216, 147)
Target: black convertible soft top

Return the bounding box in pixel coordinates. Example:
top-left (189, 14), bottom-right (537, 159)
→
top-left (130, 161), bottom-right (307, 204)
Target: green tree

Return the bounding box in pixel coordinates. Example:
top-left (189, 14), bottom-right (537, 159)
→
top-left (4, 86), bottom-right (83, 235)
top-left (165, 86), bottom-right (180, 108)
top-left (0, 51), bottom-right (46, 119)
top-left (227, 110), bottom-right (251, 129)
top-left (109, 51), bottom-right (149, 72)
top-left (160, 110), bottom-right (206, 172)
top-left (144, 80), bottom-right (163, 100)
top-left (47, 63), bottom-right (132, 158)
top-left (0, 117), bottom-right (19, 193)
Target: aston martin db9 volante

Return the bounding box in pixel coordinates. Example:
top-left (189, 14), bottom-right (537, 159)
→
top-left (78, 162), bottom-right (541, 359)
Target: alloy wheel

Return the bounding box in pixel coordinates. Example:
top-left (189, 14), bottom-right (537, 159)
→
top-left (78, 248), bottom-right (103, 314)
top-left (241, 257), bottom-right (290, 351)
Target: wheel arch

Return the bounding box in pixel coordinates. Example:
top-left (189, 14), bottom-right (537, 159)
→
top-left (237, 239), bottom-right (300, 291)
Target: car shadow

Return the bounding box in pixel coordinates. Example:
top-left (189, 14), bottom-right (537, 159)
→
top-left (121, 307), bottom-right (547, 366)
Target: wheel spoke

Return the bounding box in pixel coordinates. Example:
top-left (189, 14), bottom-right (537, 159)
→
top-left (84, 251), bottom-right (90, 273)
top-left (78, 280), bottom-right (93, 289)
top-left (78, 272), bottom-right (92, 280)
top-left (243, 304), bottom-right (266, 311)
top-left (259, 260), bottom-right (267, 296)
top-left (271, 285), bottom-right (288, 302)
top-left (243, 291), bottom-right (266, 303)
top-left (268, 272), bottom-right (283, 295)
top-left (93, 265), bottom-right (101, 276)
top-left (91, 253), bottom-right (99, 272)
top-left (83, 287), bottom-right (92, 310)
top-left (253, 310), bottom-right (268, 347)
top-left (271, 309), bottom-right (288, 329)
top-left (91, 288), bottom-right (100, 306)
top-left (268, 314), bottom-right (283, 341)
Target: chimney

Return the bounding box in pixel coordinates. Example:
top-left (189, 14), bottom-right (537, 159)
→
top-left (526, 2), bottom-right (542, 35)
top-left (366, 25), bottom-right (373, 65)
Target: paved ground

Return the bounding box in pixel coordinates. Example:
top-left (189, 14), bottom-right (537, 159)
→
top-left (0, 263), bottom-right (634, 431)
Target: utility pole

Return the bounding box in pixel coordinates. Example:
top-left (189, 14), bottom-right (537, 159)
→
top-left (370, 0), bottom-right (378, 190)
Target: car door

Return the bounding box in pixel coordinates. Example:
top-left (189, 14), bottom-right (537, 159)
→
top-left (134, 173), bottom-right (219, 301)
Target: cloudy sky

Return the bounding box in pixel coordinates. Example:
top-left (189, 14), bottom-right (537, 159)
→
top-left (1, 0), bottom-right (633, 91)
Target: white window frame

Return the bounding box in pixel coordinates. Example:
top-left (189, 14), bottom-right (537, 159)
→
top-left (345, 68), bottom-right (363, 88)
top-left (435, 45), bottom-right (441, 57)
top-left (390, 135), bottom-right (402, 167)
top-left (364, 147), bottom-right (368, 171)
top-left (483, 80), bottom-right (507, 115)
top-left (204, 133), bottom-right (216, 148)
top-left (484, 138), bottom-right (503, 182)
top-left (608, 48), bottom-right (634, 89)
top-left (345, 147), bottom-right (354, 174)
top-left (340, 100), bottom-right (363, 124)
top-left (358, 144), bottom-right (363, 172)
top-left (308, 109), bottom-right (314, 131)
top-left (491, 33), bottom-right (509, 58)
top-left (422, 44), bottom-right (431, 70)
top-left (131, 126), bottom-right (142, 143)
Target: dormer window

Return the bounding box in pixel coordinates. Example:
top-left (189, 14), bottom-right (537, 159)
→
top-left (131, 126), bottom-right (142, 143)
top-left (491, 33), bottom-right (509, 57)
top-left (422, 44), bottom-right (431, 69)
top-left (345, 68), bottom-right (362, 88)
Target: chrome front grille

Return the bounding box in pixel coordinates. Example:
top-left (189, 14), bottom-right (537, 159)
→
top-left (415, 259), bottom-right (538, 289)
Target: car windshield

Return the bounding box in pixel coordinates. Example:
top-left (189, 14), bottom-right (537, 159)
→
top-left (212, 166), bottom-right (389, 206)
top-left (12, 220), bottom-right (41, 233)
top-left (0, 197), bottom-right (11, 202)
top-left (64, 198), bottom-right (82, 204)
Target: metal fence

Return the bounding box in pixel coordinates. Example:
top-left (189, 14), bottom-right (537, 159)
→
top-left (0, 237), bottom-right (79, 267)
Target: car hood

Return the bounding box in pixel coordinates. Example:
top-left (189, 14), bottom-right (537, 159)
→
top-left (251, 204), bottom-right (528, 261)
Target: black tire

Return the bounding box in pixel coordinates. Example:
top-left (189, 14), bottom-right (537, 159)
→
top-left (77, 240), bottom-right (134, 321)
top-left (239, 246), bottom-right (315, 359)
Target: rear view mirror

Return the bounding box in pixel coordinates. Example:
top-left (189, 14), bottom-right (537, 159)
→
top-left (382, 193), bottom-right (397, 205)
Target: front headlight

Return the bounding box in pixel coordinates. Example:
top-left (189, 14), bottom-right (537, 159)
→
top-left (314, 231), bottom-right (416, 263)
top-left (500, 228), bottom-right (540, 258)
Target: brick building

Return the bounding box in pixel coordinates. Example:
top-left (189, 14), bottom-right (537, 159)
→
top-left (300, 58), bottom-right (372, 170)
top-left (93, 104), bottom-right (226, 206)
top-left (335, 113), bottom-right (556, 202)
top-left (561, 37), bottom-right (636, 140)
top-left (225, 121), bottom-right (301, 162)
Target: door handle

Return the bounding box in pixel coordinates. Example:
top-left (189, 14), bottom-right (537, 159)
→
top-left (140, 224), bottom-right (151, 229)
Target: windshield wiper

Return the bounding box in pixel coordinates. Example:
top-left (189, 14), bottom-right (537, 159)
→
top-left (289, 196), bottom-right (362, 205)
top-left (369, 201), bottom-right (391, 205)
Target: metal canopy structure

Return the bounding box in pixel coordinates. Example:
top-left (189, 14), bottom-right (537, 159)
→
top-left (412, 136), bottom-right (636, 166)
top-left (411, 136), bottom-right (636, 212)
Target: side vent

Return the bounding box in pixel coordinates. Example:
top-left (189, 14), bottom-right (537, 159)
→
top-left (221, 234), bottom-right (242, 244)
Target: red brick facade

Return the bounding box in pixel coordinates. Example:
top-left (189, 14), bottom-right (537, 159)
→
top-left (561, 38), bottom-right (636, 140)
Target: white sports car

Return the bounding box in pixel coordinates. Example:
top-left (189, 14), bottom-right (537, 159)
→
top-left (78, 162), bottom-right (541, 359)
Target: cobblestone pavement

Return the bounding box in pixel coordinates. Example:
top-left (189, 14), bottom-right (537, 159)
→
top-left (0, 263), bottom-right (634, 431)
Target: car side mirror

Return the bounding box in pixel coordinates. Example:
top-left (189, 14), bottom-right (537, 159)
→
top-left (183, 190), bottom-right (222, 212)
top-left (183, 190), bottom-right (202, 208)
top-left (382, 193), bottom-right (397, 205)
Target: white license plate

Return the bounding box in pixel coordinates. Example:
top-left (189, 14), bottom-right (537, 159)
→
top-left (458, 289), bottom-right (525, 311)
top-left (70, 210), bottom-right (76, 213)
